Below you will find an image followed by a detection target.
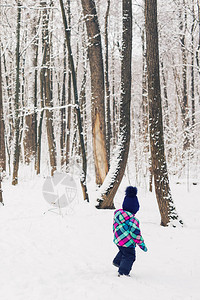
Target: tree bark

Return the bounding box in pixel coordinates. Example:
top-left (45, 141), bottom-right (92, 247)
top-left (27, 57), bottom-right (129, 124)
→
top-left (66, 63), bottom-right (72, 170)
top-left (105, 0), bottom-right (111, 166)
top-left (42, 1), bottom-right (57, 176)
top-left (97, 0), bottom-right (132, 209)
top-left (24, 14), bottom-right (39, 165)
top-left (196, 0), bottom-right (200, 80)
top-left (111, 48), bottom-right (117, 147)
top-left (145, 0), bottom-right (182, 226)
top-left (0, 48), bottom-right (6, 173)
top-left (0, 41), bottom-right (5, 204)
top-left (65, 0), bottom-right (72, 170)
top-left (59, 0), bottom-right (89, 201)
top-left (12, 1), bottom-right (22, 185)
top-left (81, 0), bottom-right (109, 186)
top-left (0, 171), bottom-right (3, 204)
top-left (60, 42), bottom-right (67, 167)
top-left (191, 0), bottom-right (195, 146)
top-left (1, 45), bottom-right (13, 174)
top-left (179, 1), bottom-right (190, 151)
top-left (160, 59), bottom-right (169, 131)
top-left (141, 29), bottom-right (149, 153)
top-left (36, 46), bottom-right (46, 175)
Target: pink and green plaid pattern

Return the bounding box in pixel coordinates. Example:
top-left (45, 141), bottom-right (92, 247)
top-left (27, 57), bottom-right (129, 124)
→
top-left (113, 209), bottom-right (147, 251)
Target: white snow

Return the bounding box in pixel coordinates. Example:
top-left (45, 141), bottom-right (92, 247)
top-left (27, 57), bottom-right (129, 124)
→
top-left (0, 175), bottom-right (199, 300)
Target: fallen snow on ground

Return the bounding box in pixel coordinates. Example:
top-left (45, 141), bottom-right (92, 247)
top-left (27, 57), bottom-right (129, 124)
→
top-left (0, 175), bottom-right (200, 300)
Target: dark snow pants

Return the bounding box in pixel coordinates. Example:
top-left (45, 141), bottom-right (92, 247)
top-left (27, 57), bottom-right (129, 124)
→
top-left (113, 245), bottom-right (136, 275)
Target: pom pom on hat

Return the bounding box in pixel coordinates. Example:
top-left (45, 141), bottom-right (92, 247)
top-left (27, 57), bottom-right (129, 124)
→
top-left (125, 186), bottom-right (137, 196)
top-left (122, 186), bottom-right (139, 214)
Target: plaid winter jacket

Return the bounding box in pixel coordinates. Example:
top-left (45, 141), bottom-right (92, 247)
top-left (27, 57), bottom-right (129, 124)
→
top-left (113, 209), bottom-right (147, 251)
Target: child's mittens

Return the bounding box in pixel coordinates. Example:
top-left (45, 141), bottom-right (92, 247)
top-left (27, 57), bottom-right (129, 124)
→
top-left (139, 242), bottom-right (148, 252)
top-left (143, 246), bottom-right (148, 252)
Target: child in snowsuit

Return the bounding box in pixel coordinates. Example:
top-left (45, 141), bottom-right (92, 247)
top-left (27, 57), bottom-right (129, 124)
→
top-left (113, 186), bottom-right (147, 276)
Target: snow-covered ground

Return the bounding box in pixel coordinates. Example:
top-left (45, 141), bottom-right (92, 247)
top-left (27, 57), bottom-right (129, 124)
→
top-left (0, 174), bottom-right (199, 300)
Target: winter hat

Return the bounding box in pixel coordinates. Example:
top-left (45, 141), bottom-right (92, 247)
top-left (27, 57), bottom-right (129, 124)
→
top-left (125, 186), bottom-right (137, 197)
top-left (122, 186), bottom-right (139, 215)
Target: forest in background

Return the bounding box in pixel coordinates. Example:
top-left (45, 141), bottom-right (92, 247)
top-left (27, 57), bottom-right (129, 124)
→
top-left (0, 0), bottom-right (200, 226)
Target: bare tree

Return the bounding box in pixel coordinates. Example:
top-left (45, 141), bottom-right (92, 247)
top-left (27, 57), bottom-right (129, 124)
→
top-left (179, 1), bottom-right (190, 151)
top-left (105, 0), bottom-right (111, 165)
top-left (60, 42), bottom-right (67, 167)
top-left (145, 0), bottom-right (182, 226)
top-left (196, 0), bottom-right (200, 80)
top-left (191, 0), bottom-right (195, 146)
top-left (0, 49), bottom-right (6, 173)
top-left (12, 1), bottom-right (22, 185)
top-left (43, 1), bottom-right (57, 176)
top-left (24, 13), bottom-right (40, 165)
top-left (59, 0), bottom-right (89, 201)
top-left (65, 0), bottom-right (72, 170)
top-left (97, 0), bottom-right (132, 209)
top-left (0, 46), bottom-right (6, 204)
top-left (81, 0), bottom-right (109, 186)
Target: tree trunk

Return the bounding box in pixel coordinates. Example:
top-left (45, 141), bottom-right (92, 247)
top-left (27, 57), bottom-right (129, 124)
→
top-left (2, 46), bottom-right (13, 174)
top-left (0, 38), bottom-right (5, 204)
top-left (12, 1), bottom-right (21, 185)
top-left (42, 1), bottom-right (57, 176)
top-left (36, 46), bottom-right (46, 175)
top-left (60, 42), bottom-right (67, 167)
top-left (65, 0), bottom-right (72, 170)
top-left (97, 0), bottom-right (132, 209)
top-left (59, 0), bottom-right (89, 201)
top-left (179, 1), bottom-right (189, 151)
top-left (145, 0), bottom-right (182, 226)
top-left (81, 0), bottom-right (109, 186)
top-left (0, 48), bottom-right (6, 173)
top-left (111, 48), bottom-right (117, 147)
top-left (196, 0), bottom-right (200, 80)
top-left (79, 30), bottom-right (88, 153)
top-left (105, 0), bottom-right (111, 166)
top-left (66, 64), bottom-right (72, 170)
top-left (33, 16), bottom-right (40, 170)
top-left (160, 59), bottom-right (169, 131)
top-left (191, 0), bottom-right (195, 146)
top-left (0, 172), bottom-right (3, 204)
top-left (24, 14), bottom-right (39, 165)
top-left (141, 29), bottom-right (149, 153)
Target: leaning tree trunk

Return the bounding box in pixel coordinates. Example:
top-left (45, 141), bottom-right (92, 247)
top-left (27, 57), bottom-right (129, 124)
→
top-left (145, 0), bottom-right (182, 226)
top-left (81, 0), bottom-right (109, 186)
top-left (12, 1), bottom-right (21, 186)
top-left (59, 0), bottom-right (89, 201)
top-left (97, 0), bottom-right (132, 209)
